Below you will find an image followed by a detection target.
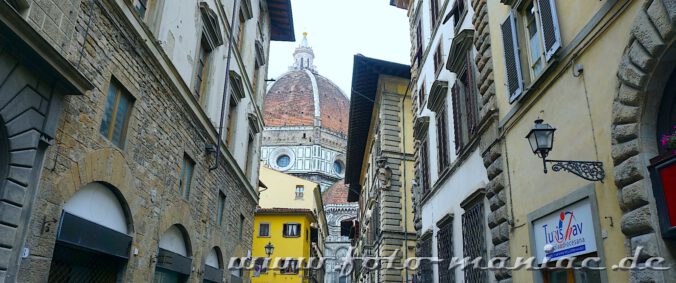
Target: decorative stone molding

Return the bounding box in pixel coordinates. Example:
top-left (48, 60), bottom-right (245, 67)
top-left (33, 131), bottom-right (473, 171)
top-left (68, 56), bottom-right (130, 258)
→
top-left (229, 71), bottom-right (246, 103)
top-left (612, 0), bottom-right (676, 281)
top-left (428, 80), bottom-right (449, 113)
top-left (446, 28), bottom-right (475, 73)
top-left (413, 116), bottom-right (430, 140)
top-left (199, 2), bottom-right (224, 51)
top-left (255, 40), bottom-right (266, 67)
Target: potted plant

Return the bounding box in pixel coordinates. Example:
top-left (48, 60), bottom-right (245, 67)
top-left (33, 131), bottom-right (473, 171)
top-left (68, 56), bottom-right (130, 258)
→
top-left (661, 126), bottom-right (676, 154)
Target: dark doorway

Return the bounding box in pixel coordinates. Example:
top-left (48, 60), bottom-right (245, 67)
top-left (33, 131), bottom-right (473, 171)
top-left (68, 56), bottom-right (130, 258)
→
top-left (47, 243), bottom-right (126, 283)
top-left (657, 67), bottom-right (676, 156)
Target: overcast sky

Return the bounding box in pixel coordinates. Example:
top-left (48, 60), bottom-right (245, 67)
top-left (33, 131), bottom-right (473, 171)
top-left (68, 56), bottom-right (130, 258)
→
top-left (266, 0), bottom-right (411, 96)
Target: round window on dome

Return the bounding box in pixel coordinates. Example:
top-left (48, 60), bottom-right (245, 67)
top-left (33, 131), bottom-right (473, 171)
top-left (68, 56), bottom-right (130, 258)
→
top-left (333, 161), bottom-right (343, 175)
top-left (277, 155), bottom-right (291, 168)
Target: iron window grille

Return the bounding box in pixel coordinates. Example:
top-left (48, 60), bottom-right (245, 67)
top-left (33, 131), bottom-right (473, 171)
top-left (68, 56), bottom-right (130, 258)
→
top-left (437, 218), bottom-right (454, 283)
top-left (462, 198), bottom-right (487, 282)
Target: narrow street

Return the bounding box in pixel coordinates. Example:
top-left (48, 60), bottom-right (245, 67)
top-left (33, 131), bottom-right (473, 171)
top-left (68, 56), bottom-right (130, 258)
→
top-left (0, 0), bottom-right (674, 282)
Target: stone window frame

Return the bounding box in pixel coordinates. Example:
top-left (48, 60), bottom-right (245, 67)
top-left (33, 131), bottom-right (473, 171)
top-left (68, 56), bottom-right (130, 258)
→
top-left (460, 189), bottom-right (488, 282)
top-left (418, 230), bottom-right (434, 282)
top-left (526, 184), bottom-right (609, 283)
top-left (436, 213), bottom-right (454, 283)
top-left (179, 153), bottom-right (196, 200)
top-left (435, 103), bottom-right (451, 173)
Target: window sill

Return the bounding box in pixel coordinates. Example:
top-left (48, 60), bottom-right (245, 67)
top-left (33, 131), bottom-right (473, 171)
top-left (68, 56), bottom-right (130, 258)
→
top-left (257, 235), bottom-right (270, 238)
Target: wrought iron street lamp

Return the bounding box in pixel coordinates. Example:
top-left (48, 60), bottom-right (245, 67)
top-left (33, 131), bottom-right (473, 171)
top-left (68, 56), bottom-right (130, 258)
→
top-left (526, 118), bottom-right (605, 182)
top-left (264, 242), bottom-right (274, 257)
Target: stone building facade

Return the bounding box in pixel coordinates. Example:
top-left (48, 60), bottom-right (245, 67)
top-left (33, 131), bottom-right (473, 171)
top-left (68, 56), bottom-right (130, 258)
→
top-left (345, 55), bottom-right (415, 283)
top-left (0, 0), bottom-right (294, 282)
top-left (398, 0), bottom-right (495, 281)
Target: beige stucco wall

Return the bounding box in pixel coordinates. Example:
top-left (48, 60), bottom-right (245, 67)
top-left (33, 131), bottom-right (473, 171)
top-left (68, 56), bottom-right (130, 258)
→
top-left (486, 1), bottom-right (644, 282)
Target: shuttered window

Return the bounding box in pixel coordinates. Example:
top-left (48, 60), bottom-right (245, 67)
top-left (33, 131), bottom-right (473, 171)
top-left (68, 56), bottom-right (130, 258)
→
top-left (537, 0), bottom-right (562, 61)
top-left (430, 0), bottom-right (440, 29)
top-left (501, 11), bottom-right (524, 103)
top-left (434, 43), bottom-right (444, 75)
top-left (501, 1), bottom-right (562, 103)
top-left (415, 20), bottom-right (423, 65)
top-left (420, 138), bottom-right (431, 197)
top-left (436, 105), bottom-right (450, 172)
top-left (451, 50), bottom-right (480, 153)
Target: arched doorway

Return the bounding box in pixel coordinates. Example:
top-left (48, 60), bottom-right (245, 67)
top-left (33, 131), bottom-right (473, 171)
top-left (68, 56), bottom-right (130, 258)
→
top-left (203, 247), bottom-right (224, 283)
top-left (47, 182), bottom-right (133, 282)
top-left (154, 225), bottom-right (192, 283)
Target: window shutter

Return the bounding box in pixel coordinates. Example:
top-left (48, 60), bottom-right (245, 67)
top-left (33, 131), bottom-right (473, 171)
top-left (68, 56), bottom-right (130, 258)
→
top-left (537, 0), bottom-right (562, 62)
top-left (451, 84), bottom-right (462, 152)
top-left (500, 12), bottom-right (524, 103)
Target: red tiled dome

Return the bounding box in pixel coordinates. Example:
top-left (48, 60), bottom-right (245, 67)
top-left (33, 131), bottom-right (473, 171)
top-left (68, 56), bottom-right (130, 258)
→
top-left (322, 180), bottom-right (350, 205)
top-left (263, 70), bottom-right (349, 135)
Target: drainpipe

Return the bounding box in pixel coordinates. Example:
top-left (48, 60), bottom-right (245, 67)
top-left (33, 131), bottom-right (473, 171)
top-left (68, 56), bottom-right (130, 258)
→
top-left (400, 81), bottom-right (412, 282)
top-left (210, 0), bottom-right (240, 171)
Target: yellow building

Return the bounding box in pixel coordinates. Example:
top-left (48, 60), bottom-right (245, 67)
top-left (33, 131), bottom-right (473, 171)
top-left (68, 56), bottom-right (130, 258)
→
top-left (251, 166), bottom-right (327, 283)
top-left (471, 0), bottom-right (676, 282)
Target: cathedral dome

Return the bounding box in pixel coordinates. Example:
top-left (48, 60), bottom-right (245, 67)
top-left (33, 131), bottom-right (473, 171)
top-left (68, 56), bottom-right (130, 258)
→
top-left (321, 180), bottom-right (350, 205)
top-left (263, 33), bottom-right (349, 136)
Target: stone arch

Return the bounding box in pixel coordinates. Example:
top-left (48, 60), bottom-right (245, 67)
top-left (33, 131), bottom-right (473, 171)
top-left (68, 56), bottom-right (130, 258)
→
top-left (54, 148), bottom-right (137, 212)
top-left (205, 246), bottom-right (224, 269)
top-left (612, 0), bottom-right (676, 281)
top-left (63, 182), bottom-right (133, 234)
top-left (159, 224), bottom-right (193, 257)
top-left (0, 117), bottom-right (7, 184)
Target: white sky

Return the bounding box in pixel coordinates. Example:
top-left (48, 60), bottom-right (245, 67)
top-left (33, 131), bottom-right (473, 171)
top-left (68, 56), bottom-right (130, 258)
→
top-left (267, 0), bottom-right (411, 96)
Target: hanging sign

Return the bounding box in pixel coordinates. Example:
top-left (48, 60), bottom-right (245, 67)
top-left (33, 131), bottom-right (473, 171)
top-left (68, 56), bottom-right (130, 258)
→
top-left (533, 198), bottom-right (598, 262)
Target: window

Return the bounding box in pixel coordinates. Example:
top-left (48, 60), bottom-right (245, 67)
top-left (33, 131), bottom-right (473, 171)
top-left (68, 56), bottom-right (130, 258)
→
top-left (238, 11), bottom-right (246, 51)
top-left (437, 217), bottom-right (454, 283)
top-left (217, 192), bottom-right (226, 225)
top-left (462, 197), bottom-right (487, 282)
top-left (245, 133), bottom-right (255, 175)
top-left (277, 155), bottom-right (291, 168)
top-left (239, 215), bottom-right (245, 240)
top-left (415, 20), bottom-right (423, 65)
top-left (280, 259), bottom-right (299, 274)
top-left (133, 0), bottom-right (148, 18)
top-left (418, 234), bottom-right (433, 282)
top-left (333, 160), bottom-right (343, 174)
top-left (540, 255), bottom-right (602, 283)
top-left (194, 42), bottom-right (209, 99)
top-left (450, 0), bottom-right (467, 29)
top-left (436, 105), bottom-right (450, 172)
top-left (226, 97), bottom-right (237, 146)
top-left (100, 80), bottom-right (134, 148)
top-left (430, 0), bottom-right (440, 29)
top-left (434, 43), bottom-right (443, 75)
top-left (179, 154), bottom-right (195, 199)
top-left (418, 82), bottom-right (426, 108)
top-left (295, 185), bottom-right (304, 199)
top-left (501, 0), bottom-right (561, 102)
top-left (283, 223), bottom-right (300, 237)
top-left (258, 223), bottom-right (270, 237)
top-left (451, 51), bottom-right (480, 152)
top-left (420, 137), bottom-right (431, 197)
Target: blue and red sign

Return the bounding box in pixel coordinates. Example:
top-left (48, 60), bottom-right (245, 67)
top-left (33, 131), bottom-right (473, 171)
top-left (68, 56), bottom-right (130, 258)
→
top-left (534, 198), bottom-right (597, 262)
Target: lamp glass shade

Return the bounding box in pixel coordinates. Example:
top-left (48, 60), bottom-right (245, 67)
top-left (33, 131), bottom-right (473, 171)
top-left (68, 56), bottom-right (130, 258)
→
top-left (525, 119), bottom-right (556, 157)
top-left (264, 242), bottom-right (274, 256)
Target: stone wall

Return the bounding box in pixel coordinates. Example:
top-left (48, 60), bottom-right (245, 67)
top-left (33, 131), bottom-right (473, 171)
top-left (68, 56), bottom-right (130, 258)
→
top-left (7, 1), bottom-right (257, 282)
top-left (471, 0), bottom-right (512, 282)
top-left (612, 0), bottom-right (676, 281)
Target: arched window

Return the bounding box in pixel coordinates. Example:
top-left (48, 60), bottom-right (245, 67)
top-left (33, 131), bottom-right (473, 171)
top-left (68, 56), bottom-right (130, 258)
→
top-left (155, 225), bottom-right (192, 282)
top-left (48, 182), bottom-right (133, 282)
top-left (204, 247), bottom-right (224, 283)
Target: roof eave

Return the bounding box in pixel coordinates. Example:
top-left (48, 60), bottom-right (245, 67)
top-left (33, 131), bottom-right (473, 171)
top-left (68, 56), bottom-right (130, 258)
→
top-left (267, 0), bottom-right (295, 41)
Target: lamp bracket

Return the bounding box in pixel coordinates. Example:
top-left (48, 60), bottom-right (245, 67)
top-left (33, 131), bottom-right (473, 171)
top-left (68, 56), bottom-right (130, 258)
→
top-left (545, 159), bottom-right (605, 182)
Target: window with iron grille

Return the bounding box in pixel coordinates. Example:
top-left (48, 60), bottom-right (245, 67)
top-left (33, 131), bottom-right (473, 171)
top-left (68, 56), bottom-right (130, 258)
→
top-left (436, 105), bottom-right (451, 172)
top-left (462, 197), bottom-right (487, 282)
top-left (450, 50), bottom-right (480, 153)
top-left (418, 234), bottom-right (433, 282)
top-left (437, 218), bottom-right (454, 283)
